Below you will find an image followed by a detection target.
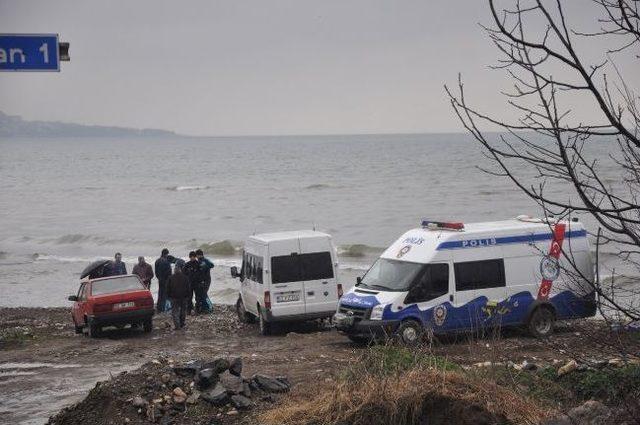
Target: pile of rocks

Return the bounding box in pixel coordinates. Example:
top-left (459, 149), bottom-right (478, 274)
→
top-left (130, 357), bottom-right (290, 422)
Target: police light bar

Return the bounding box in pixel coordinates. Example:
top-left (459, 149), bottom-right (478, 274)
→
top-left (421, 220), bottom-right (465, 231)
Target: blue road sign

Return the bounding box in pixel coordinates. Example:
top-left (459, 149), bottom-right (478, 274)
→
top-left (0, 34), bottom-right (59, 72)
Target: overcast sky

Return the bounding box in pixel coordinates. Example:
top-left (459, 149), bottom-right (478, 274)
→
top-left (1, 1), bottom-right (637, 136)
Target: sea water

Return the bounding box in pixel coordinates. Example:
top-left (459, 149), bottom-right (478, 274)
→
top-left (0, 134), bottom-right (632, 307)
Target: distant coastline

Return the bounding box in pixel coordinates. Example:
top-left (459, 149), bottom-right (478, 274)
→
top-left (0, 111), bottom-right (179, 138)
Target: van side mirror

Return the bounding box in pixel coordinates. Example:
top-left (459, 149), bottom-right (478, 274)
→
top-left (230, 266), bottom-right (239, 278)
top-left (68, 295), bottom-right (78, 302)
top-left (356, 276), bottom-right (362, 285)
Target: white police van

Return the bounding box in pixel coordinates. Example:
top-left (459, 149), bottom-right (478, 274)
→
top-left (231, 230), bottom-right (342, 335)
top-left (334, 216), bottom-right (596, 345)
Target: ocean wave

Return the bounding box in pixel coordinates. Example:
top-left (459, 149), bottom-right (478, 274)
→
top-left (303, 183), bottom-right (346, 190)
top-left (337, 244), bottom-right (384, 258)
top-left (196, 240), bottom-right (241, 256)
top-left (168, 185), bottom-right (210, 191)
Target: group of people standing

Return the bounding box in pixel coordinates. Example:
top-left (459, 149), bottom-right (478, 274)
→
top-left (154, 248), bottom-right (215, 330)
top-left (101, 249), bottom-right (215, 330)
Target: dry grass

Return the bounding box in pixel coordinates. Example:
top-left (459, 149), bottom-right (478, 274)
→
top-left (259, 365), bottom-right (548, 425)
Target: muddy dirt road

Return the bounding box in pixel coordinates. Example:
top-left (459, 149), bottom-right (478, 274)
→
top-left (0, 306), bottom-right (624, 424)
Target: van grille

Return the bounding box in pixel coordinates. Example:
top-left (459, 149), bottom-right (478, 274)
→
top-left (338, 305), bottom-right (370, 320)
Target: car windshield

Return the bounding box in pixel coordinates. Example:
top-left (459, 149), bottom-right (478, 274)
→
top-left (91, 276), bottom-right (144, 296)
top-left (359, 258), bottom-right (425, 292)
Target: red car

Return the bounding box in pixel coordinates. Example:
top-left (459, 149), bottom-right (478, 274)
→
top-left (69, 274), bottom-right (154, 337)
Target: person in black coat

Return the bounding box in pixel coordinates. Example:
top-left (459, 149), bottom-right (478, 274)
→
top-left (183, 251), bottom-right (204, 314)
top-left (167, 260), bottom-right (190, 330)
top-left (154, 248), bottom-right (172, 312)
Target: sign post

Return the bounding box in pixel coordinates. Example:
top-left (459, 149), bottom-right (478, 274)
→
top-left (0, 34), bottom-right (69, 72)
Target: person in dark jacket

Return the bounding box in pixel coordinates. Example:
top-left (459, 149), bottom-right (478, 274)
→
top-left (132, 256), bottom-right (154, 289)
top-left (166, 260), bottom-right (190, 330)
top-left (184, 251), bottom-right (204, 314)
top-left (154, 248), bottom-right (172, 312)
top-left (111, 252), bottom-right (127, 275)
top-left (196, 249), bottom-right (214, 312)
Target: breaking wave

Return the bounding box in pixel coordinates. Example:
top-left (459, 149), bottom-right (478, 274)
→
top-left (196, 240), bottom-right (241, 256)
top-left (167, 185), bottom-right (210, 191)
top-left (337, 244), bottom-right (384, 258)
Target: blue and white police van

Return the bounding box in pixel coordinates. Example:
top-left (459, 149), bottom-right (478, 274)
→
top-left (334, 216), bottom-right (597, 345)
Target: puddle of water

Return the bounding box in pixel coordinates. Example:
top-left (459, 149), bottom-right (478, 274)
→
top-left (0, 361), bottom-right (137, 425)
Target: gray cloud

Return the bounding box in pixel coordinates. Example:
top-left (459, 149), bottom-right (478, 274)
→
top-left (1, 0), bottom-right (637, 136)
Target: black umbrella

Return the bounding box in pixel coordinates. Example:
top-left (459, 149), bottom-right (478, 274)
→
top-left (80, 259), bottom-right (111, 279)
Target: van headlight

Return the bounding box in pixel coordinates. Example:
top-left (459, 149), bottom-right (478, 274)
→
top-left (369, 304), bottom-right (385, 321)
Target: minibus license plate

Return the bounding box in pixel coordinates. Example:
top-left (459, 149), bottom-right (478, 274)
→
top-left (276, 293), bottom-right (300, 303)
top-left (114, 301), bottom-right (135, 310)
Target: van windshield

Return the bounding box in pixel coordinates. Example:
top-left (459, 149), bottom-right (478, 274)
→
top-left (359, 258), bottom-right (424, 292)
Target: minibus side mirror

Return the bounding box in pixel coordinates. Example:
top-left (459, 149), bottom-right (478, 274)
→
top-left (68, 295), bottom-right (78, 302)
top-left (230, 266), bottom-right (239, 279)
top-left (356, 276), bottom-right (362, 285)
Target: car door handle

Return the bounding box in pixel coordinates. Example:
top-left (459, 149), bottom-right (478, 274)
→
top-left (307, 291), bottom-right (315, 296)
top-left (321, 281), bottom-right (328, 285)
top-left (275, 285), bottom-right (287, 288)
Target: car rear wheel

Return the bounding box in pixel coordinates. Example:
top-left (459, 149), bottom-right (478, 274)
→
top-left (528, 307), bottom-right (555, 338)
top-left (143, 318), bottom-right (153, 333)
top-left (394, 320), bottom-right (423, 346)
top-left (236, 296), bottom-right (256, 324)
top-left (87, 320), bottom-right (101, 338)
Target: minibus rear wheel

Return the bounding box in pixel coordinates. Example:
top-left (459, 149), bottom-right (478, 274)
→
top-left (528, 306), bottom-right (555, 338)
top-left (259, 310), bottom-right (272, 336)
top-left (395, 320), bottom-right (423, 346)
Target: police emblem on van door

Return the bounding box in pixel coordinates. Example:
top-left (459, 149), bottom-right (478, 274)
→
top-left (396, 245), bottom-right (411, 258)
top-left (540, 255), bottom-right (560, 281)
top-left (433, 304), bottom-right (447, 326)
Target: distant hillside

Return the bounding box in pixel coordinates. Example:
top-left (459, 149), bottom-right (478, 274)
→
top-left (0, 111), bottom-right (178, 138)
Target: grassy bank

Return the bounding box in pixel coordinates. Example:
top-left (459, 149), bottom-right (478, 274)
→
top-left (259, 345), bottom-right (640, 425)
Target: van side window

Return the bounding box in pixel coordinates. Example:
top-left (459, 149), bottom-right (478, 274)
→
top-left (240, 252), bottom-right (246, 280)
top-left (454, 259), bottom-right (505, 291)
top-left (406, 264), bottom-right (449, 303)
top-left (271, 255), bottom-right (301, 284)
top-left (255, 256), bottom-right (263, 284)
top-left (300, 252), bottom-right (334, 280)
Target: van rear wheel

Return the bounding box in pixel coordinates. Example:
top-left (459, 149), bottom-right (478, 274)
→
top-left (394, 320), bottom-right (423, 346)
top-left (258, 311), bottom-right (271, 336)
top-left (528, 307), bottom-right (555, 338)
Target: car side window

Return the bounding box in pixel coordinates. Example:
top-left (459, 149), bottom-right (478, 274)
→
top-left (78, 283), bottom-right (87, 301)
top-left (406, 264), bottom-right (449, 304)
top-left (255, 256), bottom-right (263, 284)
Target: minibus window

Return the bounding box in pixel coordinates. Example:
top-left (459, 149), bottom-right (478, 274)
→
top-left (454, 259), bottom-right (506, 291)
top-left (300, 252), bottom-right (334, 280)
top-left (255, 256), bottom-right (264, 284)
top-left (405, 264), bottom-right (449, 303)
top-left (271, 255), bottom-right (302, 284)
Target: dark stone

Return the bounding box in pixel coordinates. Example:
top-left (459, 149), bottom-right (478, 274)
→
top-left (173, 360), bottom-right (203, 377)
top-left (202, 358), bottom-right (230, 374)
top-left (159, 414), bottom-right (174, 425)
top-left (240, 382), bottom-right (252, 398)
top-left (200, 383), bottom-right (228, 406)
top-left (275, 376), bottom-right (291, 388)
top-left (196, 368), bottom-right (219, 390)
top-left (261, 394), bottom-right (275, 403)
top-left (169, 378), bottom-right (184, 389)
top-left (252, 374), bottom-right (290, 393)
top-left (220, 373), bottom-right (243, 395)
top-left (248, 379), bottom-right (260, 392)
top-left (229, 357), bottom-right (243, 376)
top-left (230, 395), bottom-right (252, 410)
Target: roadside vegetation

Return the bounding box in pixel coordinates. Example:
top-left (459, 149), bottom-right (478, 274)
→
top-left (260, 343), bottom-right (640, 425)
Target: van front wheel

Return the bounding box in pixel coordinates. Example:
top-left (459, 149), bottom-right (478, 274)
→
top-left (394, 320), bottom-right (423, 346)
top-left (528, 307), bottom-right (555, 338)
